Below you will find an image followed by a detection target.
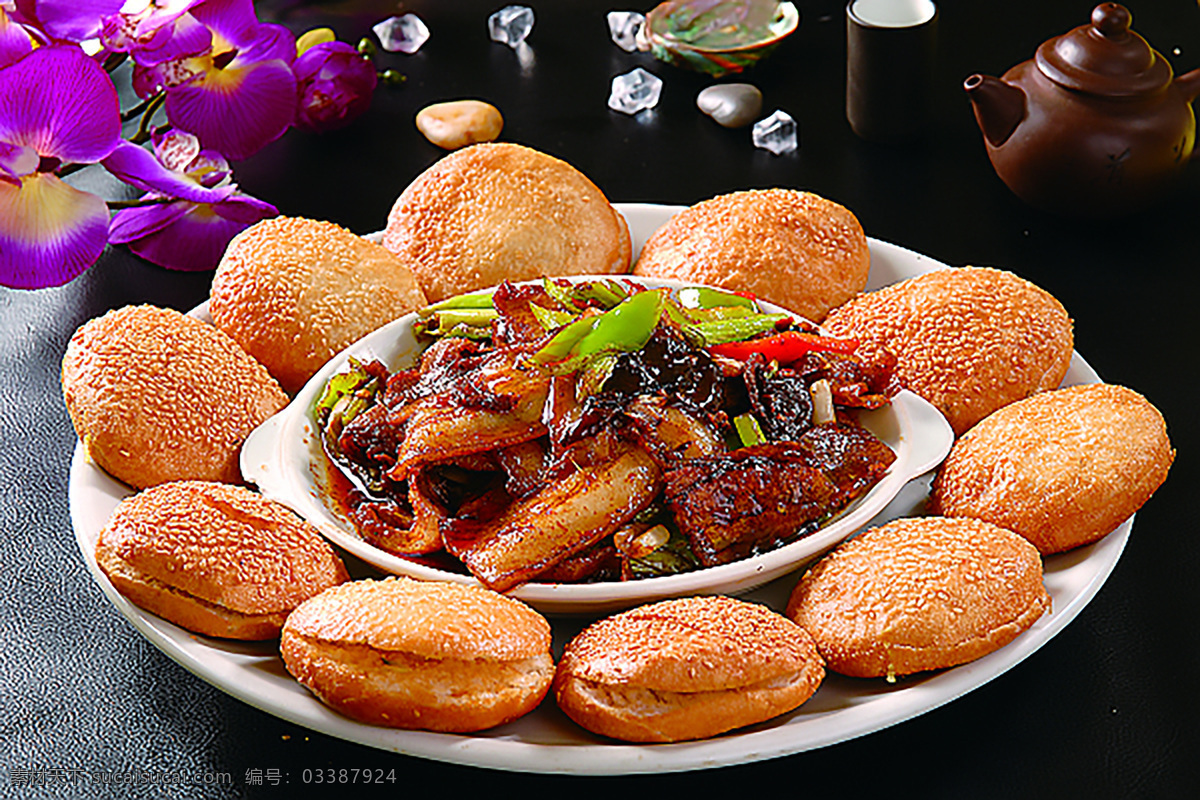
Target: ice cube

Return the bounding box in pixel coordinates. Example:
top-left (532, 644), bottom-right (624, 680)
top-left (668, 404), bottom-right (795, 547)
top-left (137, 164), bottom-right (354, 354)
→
top-left (489, 5), bottom-right (535, 48)
top-left (373, 13), bottom-right (430, 54)
top-left (607, 11), bottom-right (645, 52)
top-left (752, 110), bottom-right (798, 154)
top-left (608, 67), bottom-right (663, 114)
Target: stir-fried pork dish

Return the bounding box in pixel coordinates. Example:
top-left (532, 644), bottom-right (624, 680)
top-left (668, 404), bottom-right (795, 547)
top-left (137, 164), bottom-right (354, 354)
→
top-left (316, 278), bottom-right (899, 592)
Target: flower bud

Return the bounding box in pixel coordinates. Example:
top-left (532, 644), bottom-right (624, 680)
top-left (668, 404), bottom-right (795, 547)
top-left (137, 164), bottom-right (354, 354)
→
top-left (292, 41), bottom-right (378, 133)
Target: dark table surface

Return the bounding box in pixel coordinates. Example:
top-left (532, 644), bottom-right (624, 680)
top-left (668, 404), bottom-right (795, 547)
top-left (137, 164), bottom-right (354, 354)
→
top-left (3, 1), bottom-right (1198, 797)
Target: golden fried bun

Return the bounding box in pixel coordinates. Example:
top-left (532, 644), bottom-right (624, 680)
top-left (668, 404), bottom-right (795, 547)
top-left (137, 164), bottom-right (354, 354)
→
top-left (929, 383), bottom-right (1173, 554)
top-left (61, 305), bottom-right (289, 489)
top-left (281, 577), bottom-right (555, 732)
top-left (210, 216), bottom-right (428, 394)
top-left (786, 517), bottom-right (1050, 679)
top-left (822, 266), bottom-right (1073, 435)
top-left (382, 143), bottom-right (631, 302)
top-left (554, 595), bottom-right (825, 742)
top-left (96, 481), bottom-right (348, 640)
top-left (631, 189), bottom-right (870, 323)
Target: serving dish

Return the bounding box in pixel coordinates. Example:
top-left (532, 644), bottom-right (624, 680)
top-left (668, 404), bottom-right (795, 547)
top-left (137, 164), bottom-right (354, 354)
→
top-left (239, 279), bottom-right (953, 615)
top-left (69, 203), bottom-right (1128, 774)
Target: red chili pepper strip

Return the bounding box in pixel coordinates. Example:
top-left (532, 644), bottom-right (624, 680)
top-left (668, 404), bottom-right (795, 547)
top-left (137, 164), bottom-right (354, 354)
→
top-left (707, 331), bottom-right (860, 362)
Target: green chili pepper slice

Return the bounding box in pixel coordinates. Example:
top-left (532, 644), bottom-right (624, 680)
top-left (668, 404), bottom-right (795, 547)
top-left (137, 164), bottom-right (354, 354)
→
top-left (421, 287), bottom-right (496, 312)
top-left (531, 288), bottom-right (667, 372)
top-left (733, 412), bottom-right (768, 447)
top-left (687, 312), bottom-right (792, 347)
top-left (677, 286), bottom-right (757, 311)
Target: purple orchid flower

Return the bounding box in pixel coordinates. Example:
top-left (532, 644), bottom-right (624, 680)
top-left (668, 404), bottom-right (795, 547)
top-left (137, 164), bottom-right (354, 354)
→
top-left (293, 39), bottom-right (377, 133)
top-left (0, 44), bottom-right (121, 289)
top-left (131, 0), bottom-right (297, 160)
top-left (102, 129), bottom-right (277, 271)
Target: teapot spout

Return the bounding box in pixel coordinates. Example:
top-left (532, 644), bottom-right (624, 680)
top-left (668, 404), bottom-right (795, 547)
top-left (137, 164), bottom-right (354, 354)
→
top-left (1174, 66), bottom-right (1200, 103)
top-left (964, 74), bottom-right (1026, 148)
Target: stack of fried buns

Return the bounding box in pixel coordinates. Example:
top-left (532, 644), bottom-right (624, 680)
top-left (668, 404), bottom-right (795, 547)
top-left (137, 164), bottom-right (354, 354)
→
top-left (62, 142), bottom-right (1175, 745)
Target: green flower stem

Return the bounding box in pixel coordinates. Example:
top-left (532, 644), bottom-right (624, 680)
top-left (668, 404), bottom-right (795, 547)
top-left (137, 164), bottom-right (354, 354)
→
top-left (120, 92), bottom-right (164, 123)
top-left (129, 94), bottom-right (167, 145)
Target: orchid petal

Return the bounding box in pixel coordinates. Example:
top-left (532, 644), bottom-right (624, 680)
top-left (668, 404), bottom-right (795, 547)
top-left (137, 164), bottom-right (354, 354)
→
top-left (113, 194), bottom-right (276, 271)
top-left (0, 171), bottom-right (109, 288)
top-left (0, 8), bottom-right (34, 69)
top-left (209, 191), bottom-right (276, 223)
top-left (24, 0), bottom-right (124, 43)
top-left (187, 0), bottom-right (262, 50)
top-left (101, 140), bottom-right (235, 204)
top-left (0, 141), bottom-right (38, 180)
top-left (164, 55), bottom-right (296, 159)
top-left (107, 198), bottom-right (191, 243)
top-left (0, 45), bottom-right (121, 163)
top-left (239, 22), bottom-right (298, 65)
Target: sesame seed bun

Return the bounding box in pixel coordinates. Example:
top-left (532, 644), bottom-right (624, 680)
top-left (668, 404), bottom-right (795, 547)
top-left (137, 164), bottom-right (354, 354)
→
top-left (553, 595), bottom-right (825, 742)
top-left (61, 305), bottom-right (289, 489)
top-left (631, 189), bottom-right (870, 323)
top-left (382, 143), bottom-right (632, 302)
top-left (210, 216), bottom-right (428, 394)
top-left (280, 577), bottom-right (555, 732)
top-left (929, 383), bottom-right (1173, 554)
top-left (786, 517), bottom-right (1050, 679)
top-left (821, 266), bottom-right (1073, 435)
top-left (95, 481), bottom-right (348, 640)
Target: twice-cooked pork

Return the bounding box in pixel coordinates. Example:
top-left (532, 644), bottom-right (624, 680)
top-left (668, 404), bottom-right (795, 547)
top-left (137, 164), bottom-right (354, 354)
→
top-left (316, 278), bottom-right (899, 590)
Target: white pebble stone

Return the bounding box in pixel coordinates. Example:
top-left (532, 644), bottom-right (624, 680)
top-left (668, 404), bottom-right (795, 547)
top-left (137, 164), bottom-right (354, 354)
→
top-left (696, 83), bottom-right (763, 128)
top-left (415, 100), bottom-right (504, 150)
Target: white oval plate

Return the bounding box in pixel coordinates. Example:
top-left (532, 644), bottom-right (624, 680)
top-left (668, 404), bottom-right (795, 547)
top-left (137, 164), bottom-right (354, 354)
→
top-left (240, 276), bottom-right (952, 615)
top-left (69, 203), bottom-right (1127, 774)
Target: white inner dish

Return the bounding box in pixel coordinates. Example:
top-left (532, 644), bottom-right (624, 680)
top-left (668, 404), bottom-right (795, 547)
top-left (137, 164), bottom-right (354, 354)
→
top-left (239, 267), bottom-right (953, 614)
top-left (69, 203), bottom-right (1127, 774)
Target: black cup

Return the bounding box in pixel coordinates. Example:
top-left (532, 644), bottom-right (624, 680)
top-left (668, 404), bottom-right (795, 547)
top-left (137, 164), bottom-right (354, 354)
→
top-left (846, 0), bottom-right (939, 142)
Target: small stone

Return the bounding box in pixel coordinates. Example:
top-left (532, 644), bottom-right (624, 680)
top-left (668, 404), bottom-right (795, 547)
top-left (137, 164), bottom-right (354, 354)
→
top-left (608, 67), bottom-right (663, 115)
top-left (607, 11), bottom-right (645, 52)
top-left (697, 83), bottom-right (763, 128)
top-left (488, 5), bottom-right (535, 48)
top-left (416, 100), bottom-right (504, 150)
top-left (373, 13), bottom-right (430, 54)
top-left (752, 109), bottom-right (798, 154)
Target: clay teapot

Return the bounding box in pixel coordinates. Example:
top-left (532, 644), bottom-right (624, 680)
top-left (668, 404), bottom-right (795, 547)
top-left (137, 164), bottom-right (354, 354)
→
top-left (965, 3), bottom-right (1200, 218)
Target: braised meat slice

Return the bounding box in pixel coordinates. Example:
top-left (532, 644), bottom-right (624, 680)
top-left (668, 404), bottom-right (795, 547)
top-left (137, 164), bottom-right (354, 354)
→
top-left (790, 350), bottom-right (900, 409)
top-left (491, 281), bottom-right (559, 347)
top-left (664, 424), bottom-right (896, 566)
top-left (442, 441), bottom-right (661, 591)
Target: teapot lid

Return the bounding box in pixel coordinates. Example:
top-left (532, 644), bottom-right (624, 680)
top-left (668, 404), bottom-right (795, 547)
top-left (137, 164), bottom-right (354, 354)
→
top-left (1035, 3), bottom-right (1172, 96)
